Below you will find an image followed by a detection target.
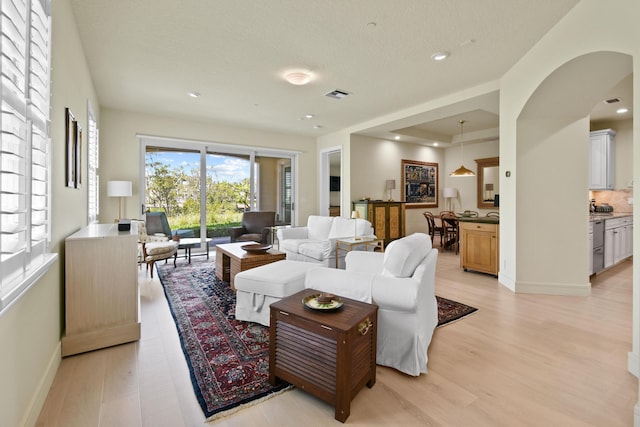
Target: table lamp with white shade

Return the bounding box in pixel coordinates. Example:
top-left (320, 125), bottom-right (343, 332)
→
top-left (107, 180), bottom-right (132, 221)
top-left (443, 187), bottom-right (458, 211)
top-left (385, 179), bottom-right (396, 201)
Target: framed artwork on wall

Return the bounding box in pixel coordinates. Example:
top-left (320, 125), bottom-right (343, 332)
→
top-left (65, 108), bottom-right (82, 188)
top-left (401, 159), bottom-right (438, 208)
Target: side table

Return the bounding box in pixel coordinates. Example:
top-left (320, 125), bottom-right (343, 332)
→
top-left (335, 237), bottom-right (384, 268)
top-left (177, 237), bottom-right (212, 263)
top-left (269, 288), bottom-right (378, 422)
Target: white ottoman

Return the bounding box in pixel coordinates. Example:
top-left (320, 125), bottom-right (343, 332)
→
top-left (234, 260), bottom-right (324, 326)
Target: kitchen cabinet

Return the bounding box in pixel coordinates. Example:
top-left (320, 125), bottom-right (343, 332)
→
top-left (589, 129), bottom-right (616, 190)
top-left (604, 216), bottom-right (632, 269)
top-left (62, 223), bottom-right (140, 356)
top-left (353, 200), bottom-right (405, 246)
top-left (459, 220), bottom-right (499, 277)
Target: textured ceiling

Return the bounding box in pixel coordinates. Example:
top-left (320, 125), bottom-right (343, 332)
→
top-left (70, 0), bottom-right (592, 142)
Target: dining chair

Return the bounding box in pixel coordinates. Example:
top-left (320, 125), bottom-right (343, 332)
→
top-left (440, 212), bottom-right (459, 254)
top-left (422, 212), bottom-right (443, 246)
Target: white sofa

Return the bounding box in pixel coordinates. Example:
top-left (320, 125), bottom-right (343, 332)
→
top-left (277, 215), bottom-right (375, 268)
top-left (304, 233), bottom-right (438, 376)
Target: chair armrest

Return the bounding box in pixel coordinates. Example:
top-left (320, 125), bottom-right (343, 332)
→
top-left (345, 251), bottom-right (384, 274)
top-left (229, 226), bottom-right (246, 242)
top-left (304, 268), bottom-right (375, 303)
top-left (371, 275), bottom-right (420, 312)
top-left (278, 227), bottom-right (308, 241)
top-left (261, 228), bottom-right (271, 244)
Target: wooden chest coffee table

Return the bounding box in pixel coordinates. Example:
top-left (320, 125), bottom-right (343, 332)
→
top-left (269, 288), bottom-right (378, 423)
top-left (215, 241), bottom-right (286, 290)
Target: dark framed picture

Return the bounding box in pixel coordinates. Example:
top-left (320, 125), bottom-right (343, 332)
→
top-left (401, 159), bottom-right (438, 208)
top-left (65, 108), bottom-right (82, 188)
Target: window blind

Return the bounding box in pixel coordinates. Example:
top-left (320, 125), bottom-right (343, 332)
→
top-left (1, 0), bottom-right (52, 310)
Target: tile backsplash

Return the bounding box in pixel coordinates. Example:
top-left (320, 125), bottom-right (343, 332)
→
top-left (591, 189), bottom-right (633, 213)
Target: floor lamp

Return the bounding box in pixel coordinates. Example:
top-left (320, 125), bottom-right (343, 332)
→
top-left (107, 180), bottom-right (132, 221)
top-left (351, 210), bottom-right (361, 240)
top-left (443, 187), bottom-right (458, 211)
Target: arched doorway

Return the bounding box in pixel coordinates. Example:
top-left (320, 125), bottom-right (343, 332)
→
top-left (513, 51), bottom-right (632, 295)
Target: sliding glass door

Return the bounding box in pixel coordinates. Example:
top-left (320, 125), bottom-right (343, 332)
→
top-left (140, 137), bottom-right (296, 244)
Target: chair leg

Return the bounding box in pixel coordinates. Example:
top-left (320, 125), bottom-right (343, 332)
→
top-left (149, 260), bottom-right (155, 279)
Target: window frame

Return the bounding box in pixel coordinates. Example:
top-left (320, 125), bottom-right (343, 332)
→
top-left (0, 0), bottom-right (56, 312)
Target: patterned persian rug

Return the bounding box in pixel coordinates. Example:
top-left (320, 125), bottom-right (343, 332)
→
top-left (156, 260), bottom-right (290, 421)
top-left (157, 260), bottom-right (477, 419)
top-left (436, 296), bottom-right (478, 327)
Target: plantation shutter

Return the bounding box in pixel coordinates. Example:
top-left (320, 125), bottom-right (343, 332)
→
top-left (1, 0), bottom-right (52, 308)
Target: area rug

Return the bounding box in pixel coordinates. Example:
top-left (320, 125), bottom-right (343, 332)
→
top-left (436, 296), bottom-right (478, 327)
top-left (156, 261), bottom-right (290, 421)
top-left (156, 260), bottom-right (477, 419)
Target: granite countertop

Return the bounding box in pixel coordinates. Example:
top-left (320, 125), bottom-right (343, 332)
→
top-left (589, 212), bottom-right (632, 221)
top-left (457, 216), bottom-right (499, 224)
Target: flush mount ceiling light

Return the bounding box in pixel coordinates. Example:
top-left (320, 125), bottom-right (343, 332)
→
top-left (450, 120), bottom-right (475, 177)
top-left (285, 71), bottom-right (312, 85)
top-left (431, 51), bottom-right (449, 61)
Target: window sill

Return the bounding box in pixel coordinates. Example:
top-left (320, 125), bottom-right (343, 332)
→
top-left (1, 253), bottom-right (58, 314)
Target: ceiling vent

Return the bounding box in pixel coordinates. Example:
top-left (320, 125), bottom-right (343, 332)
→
top-left (604, 97), bottom-right (622, 104)
top-left (325, 89), bottom-right (351, 100)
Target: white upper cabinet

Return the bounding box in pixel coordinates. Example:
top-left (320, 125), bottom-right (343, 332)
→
top-left (589, 129), bottom-right (616, 190)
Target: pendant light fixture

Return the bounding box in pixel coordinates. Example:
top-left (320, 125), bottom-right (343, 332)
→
top-left (450, 119), bottom-right (475, 177)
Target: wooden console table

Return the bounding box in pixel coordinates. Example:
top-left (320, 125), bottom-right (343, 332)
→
top-left (269, 288), bottom-right (378, 422)
top-left (62, 224), bottom-right (140, 356)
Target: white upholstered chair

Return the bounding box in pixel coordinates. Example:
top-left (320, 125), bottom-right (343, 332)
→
top-left (132, 220), bottom-right (178, 278)
top-left (304, 233), bottom-right (438, 376)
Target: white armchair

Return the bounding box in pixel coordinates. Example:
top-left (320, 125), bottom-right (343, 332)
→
top-left (304, 233), bottom-right (438, 376)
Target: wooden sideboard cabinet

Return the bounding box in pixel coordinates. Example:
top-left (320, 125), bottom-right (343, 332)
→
top-left (459, 220), bottom-right (499, 277)
top-left (62, 223), bottom-right (140, 357)
top-left (353, 200), bottom-right (406, 246)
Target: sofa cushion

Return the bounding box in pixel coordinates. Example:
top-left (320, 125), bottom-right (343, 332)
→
top-left (281, 238), bottom-right (314, 253)
top-left (307, 215), bottom-right (333, 241)
top-left (328, 217), bottom-right (356, 239)
top-left (383, 233), bottom-right (432, 278)
top-left (298, 241), bottom-right (326, 261)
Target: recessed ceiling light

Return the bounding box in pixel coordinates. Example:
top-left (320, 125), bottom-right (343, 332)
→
top-left (313, 125), bottom-right (323, 129)
top-left (188, 91), bottom-right (201, 98)
top-left (433, 142), bottom-right (439, 147)
top-left (394, 136), bottom-right (400, 140)
top-left (305, 114), bottom-right (314, 119)
top-left (616, 107), bottom-right (629, 114)
top-left (285, 71), bottom-right (312, 85)
top-left (431, 52), bottom-right (449, 61)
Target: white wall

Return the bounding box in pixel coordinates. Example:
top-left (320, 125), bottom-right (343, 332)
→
top-left (98, 109), bottom-right (318, 226)
top-left (442, 139), bottom-right (500, 214)
top-left (0, 0), bottom-right (101, 425)
top-left (500, 0), bottom-right (639, 420)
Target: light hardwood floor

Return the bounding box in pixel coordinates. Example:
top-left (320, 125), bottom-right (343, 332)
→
top-left (36, 248), bottom-right (637, 426)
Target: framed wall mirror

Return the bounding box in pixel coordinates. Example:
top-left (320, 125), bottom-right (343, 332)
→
top-left (475, 157), bottom-right (499, 209)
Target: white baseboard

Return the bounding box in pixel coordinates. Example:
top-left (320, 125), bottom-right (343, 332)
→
top-left (22, 342), bottom-right (61, 427)
top-left (513, 280), bottom-right (591, 296)
top-left (629, 351), bottom-right (640, 378)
